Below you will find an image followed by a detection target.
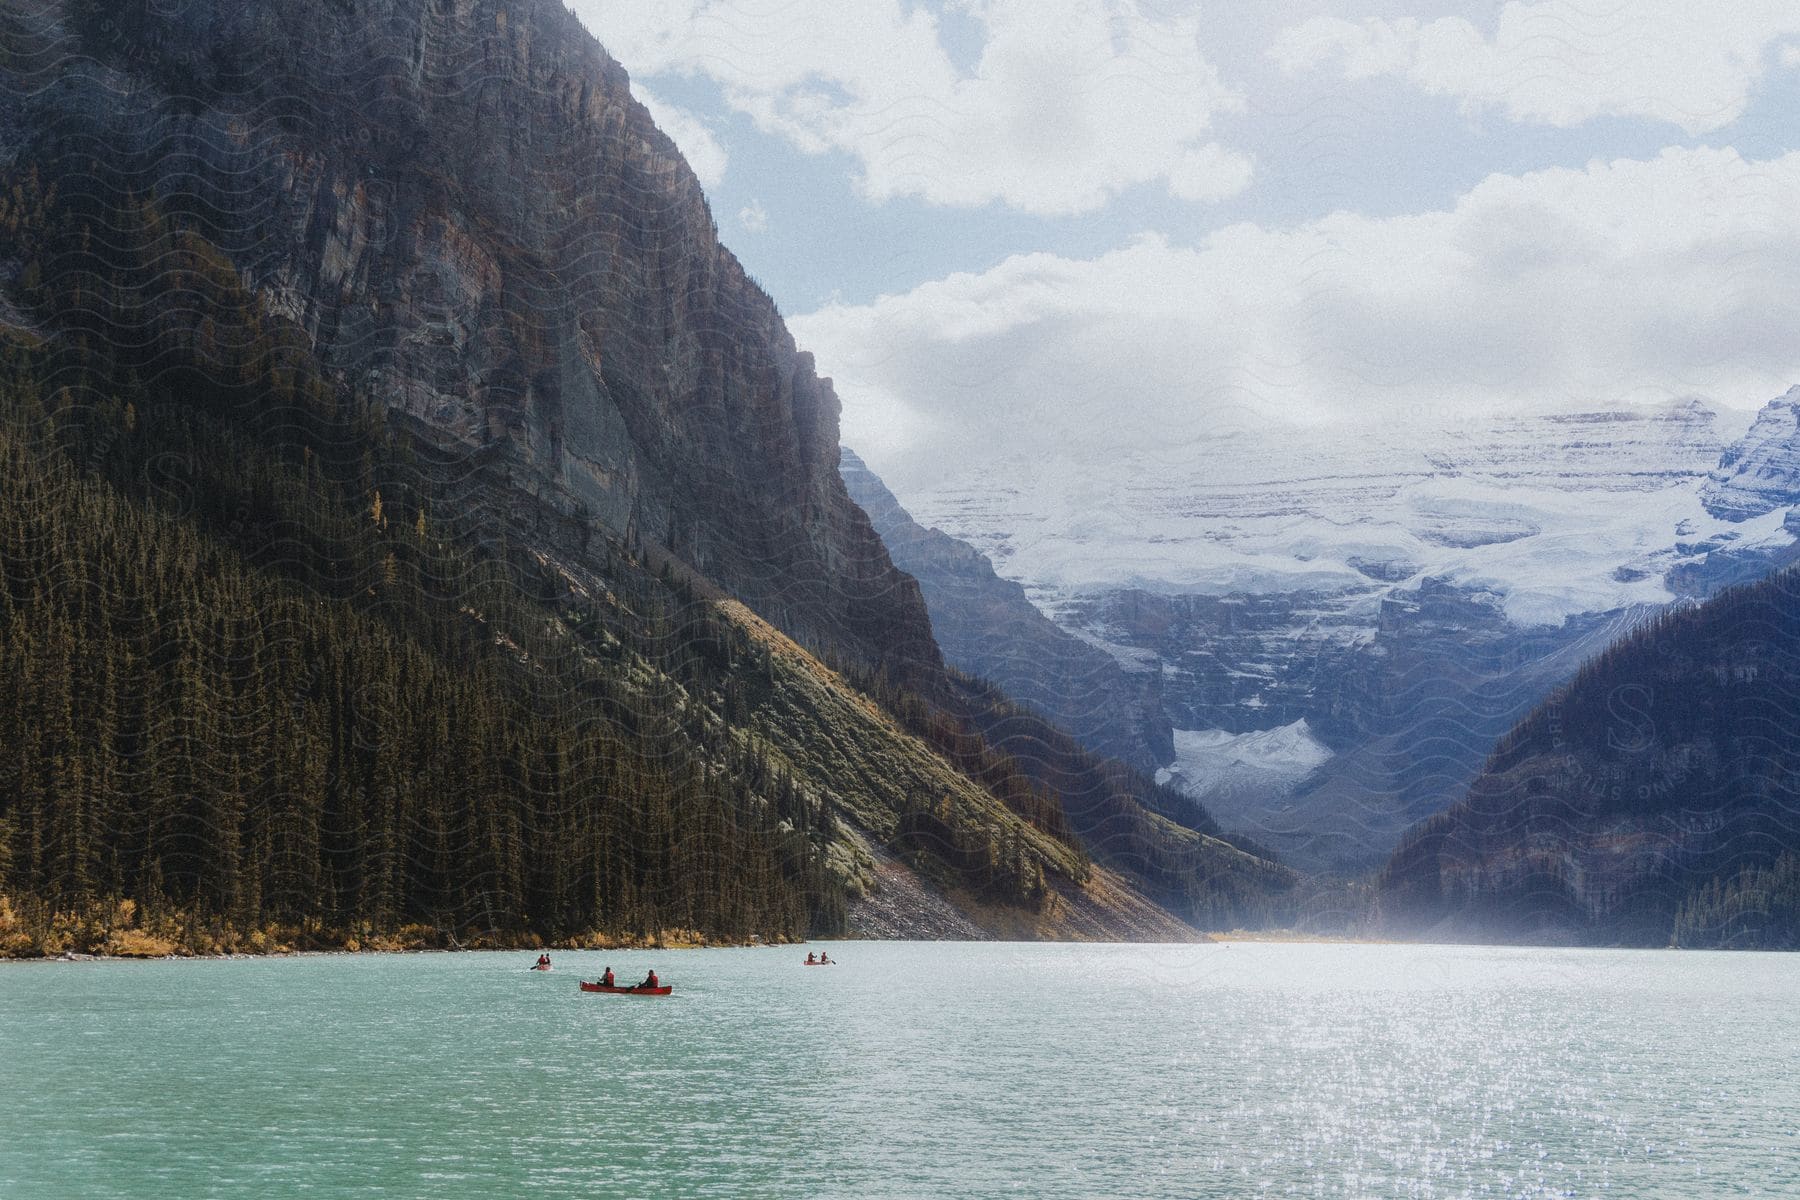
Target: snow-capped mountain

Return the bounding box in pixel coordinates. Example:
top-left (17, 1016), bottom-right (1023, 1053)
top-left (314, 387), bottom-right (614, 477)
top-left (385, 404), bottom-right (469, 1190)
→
top-left (874, 394), bottom-right (1800, 869)
top-left (905, 399), bottom-right (1763, 628)
top-left (1702, 385), bottom-right (1800, 521)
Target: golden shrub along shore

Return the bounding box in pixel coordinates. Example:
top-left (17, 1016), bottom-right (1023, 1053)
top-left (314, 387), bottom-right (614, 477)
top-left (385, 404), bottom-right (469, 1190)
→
top-left (0, 896), bottom-right (795, 960)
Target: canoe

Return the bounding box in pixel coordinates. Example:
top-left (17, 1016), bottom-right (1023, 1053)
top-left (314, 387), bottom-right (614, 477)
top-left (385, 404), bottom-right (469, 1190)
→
top-left (804, 960), bottom-right (832, 966)
top-left (530, 964), bottom-right (553, 971)
top-left (579, 981), bottom-right (672, 996)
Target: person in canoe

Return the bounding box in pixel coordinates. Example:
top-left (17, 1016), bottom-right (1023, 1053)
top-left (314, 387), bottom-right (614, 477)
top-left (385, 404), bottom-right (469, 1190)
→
top-left (601, 966), bottom-right (615, 987)
top-left (806, 952), bottom-right (817, 964)
top-left (638, 969), bottom-right (659, 990)
top-left (819, 952), bottom-right (832, 964)
top-left (536, 953), bottom-right (551, 969)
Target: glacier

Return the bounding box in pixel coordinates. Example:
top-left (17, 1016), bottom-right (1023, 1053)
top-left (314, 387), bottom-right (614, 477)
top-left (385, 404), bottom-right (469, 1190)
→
top-left (904, 400), bottom-right (1767, 628)
top-left (867, 393), bottom-right (1800, 869)
top-left (1155, 720), bottom-right (1334, 830)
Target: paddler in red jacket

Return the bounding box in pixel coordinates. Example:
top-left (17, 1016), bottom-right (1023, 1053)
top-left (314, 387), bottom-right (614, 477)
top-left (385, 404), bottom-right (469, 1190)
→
top-left (601, 966), bottom-right (615, 987)
top-left (638, 969), bottom-right (659, 989)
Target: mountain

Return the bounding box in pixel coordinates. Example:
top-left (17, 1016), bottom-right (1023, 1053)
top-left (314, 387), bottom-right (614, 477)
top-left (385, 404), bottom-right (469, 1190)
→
top-left (38, 0), bottom-right (937, 683)
top-left (882, 399), bottom-right (1800, 868)
top-left (1702, 386), bottom-right (1800, 522)
top-left (835, 448), bottom-right (1293, 925)
top-left (0, 0), bottom-right (1287, 954)
top-left (839, 447), bottom-right (1167, 773)
top-left (1377, 568), bottom-right (1800, 948)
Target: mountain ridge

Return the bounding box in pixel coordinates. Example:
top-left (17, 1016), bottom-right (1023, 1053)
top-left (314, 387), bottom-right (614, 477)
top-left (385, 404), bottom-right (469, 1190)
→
top-left (1376, 566), bottom-right (1800, 948)
top-left (0, 0), bottom-right (1290, 951)
top-left (839, 446), bottom-right (1167, 773)
top-left (35, 0), bottom-right (938, 681)
top-left (874, 395), bottom-right (1800, 868)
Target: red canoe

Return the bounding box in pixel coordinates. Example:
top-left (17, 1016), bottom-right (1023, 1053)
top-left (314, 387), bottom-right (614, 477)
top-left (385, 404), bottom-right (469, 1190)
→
top-left (804, 960), bottom-right (833, 966)
top-left (580, 981), bottom-right (672, 996)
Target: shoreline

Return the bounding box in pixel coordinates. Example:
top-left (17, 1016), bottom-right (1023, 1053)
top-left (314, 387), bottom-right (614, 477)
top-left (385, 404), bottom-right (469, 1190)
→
top-left (1204, 929), bottom-right (1395, 945)
top-left (5, 931), bottom-right (1730, 963)
top-left (0, 935), bottom-right (800, 964)
top-left (0, 933), bottom-right (1577, 963)
top-left (6, 932), bottom-right (1330, 963)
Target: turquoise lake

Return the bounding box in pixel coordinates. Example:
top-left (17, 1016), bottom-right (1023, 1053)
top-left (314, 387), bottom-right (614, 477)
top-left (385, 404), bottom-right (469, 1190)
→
top-left (2, 941), bottom-right (1796, 1198)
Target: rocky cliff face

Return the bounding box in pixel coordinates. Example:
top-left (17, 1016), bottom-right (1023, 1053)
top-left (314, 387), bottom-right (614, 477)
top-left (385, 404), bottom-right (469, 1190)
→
top-left (839, 448), bottom-right (1167, 772)
top-left (1702, 386), bottom-right (1800, 522)
top-left (13, 0), bottom-right (937, 677)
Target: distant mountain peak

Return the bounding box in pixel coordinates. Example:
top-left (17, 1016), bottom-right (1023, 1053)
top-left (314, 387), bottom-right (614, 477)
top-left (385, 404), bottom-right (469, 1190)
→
top-left (1701, 384), bottom-right (1800, 522)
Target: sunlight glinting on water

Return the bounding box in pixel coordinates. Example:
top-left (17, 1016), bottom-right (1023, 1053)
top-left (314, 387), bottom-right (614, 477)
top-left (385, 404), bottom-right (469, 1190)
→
top-left (3, 942), bottom-right (1795, 1199)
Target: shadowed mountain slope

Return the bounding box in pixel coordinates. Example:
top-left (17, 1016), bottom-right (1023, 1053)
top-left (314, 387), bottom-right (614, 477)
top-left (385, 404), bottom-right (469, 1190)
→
top-left (1379, 569), bottom-right (1800, 947)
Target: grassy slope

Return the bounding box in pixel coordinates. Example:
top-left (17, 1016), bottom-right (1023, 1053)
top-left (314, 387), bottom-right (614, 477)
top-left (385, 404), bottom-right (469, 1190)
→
top-left (718, 601), bottom-right (1202, 938)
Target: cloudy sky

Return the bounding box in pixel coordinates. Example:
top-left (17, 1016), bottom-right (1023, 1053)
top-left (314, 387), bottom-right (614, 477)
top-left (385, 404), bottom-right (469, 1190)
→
top-left (569, 1), bottom-right (1800, 497)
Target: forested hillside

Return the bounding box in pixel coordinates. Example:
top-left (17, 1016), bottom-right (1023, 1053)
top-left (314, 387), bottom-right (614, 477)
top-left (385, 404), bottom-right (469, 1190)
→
top-left (1379, 569), bottom-right (1800, 947)
top-left (0, 196), bottom-right (1161, 951)
top-left (0, 1), bottom-right (1291, 954)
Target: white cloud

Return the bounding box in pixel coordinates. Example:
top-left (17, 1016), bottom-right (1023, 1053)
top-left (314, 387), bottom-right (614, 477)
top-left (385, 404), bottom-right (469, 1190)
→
top-left (1271, 3), bottom-right (1800, 135)
top-left (574, 0), bottom-right (1250, 215)
top-left (1167, 142), bottom-right (1254, 203)
top-left (794, 147), bottom-right (1800, 490)
top-left (738, 198), bottom-right (769, 233)
top-left (634, 88), bottom-right (728, 189)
